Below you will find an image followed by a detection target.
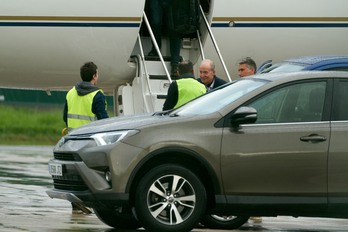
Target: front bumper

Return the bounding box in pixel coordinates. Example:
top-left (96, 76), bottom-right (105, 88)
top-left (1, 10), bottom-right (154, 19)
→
top-left (47, 134), bottom-right (144, 208)
top-left (46, 188), bottom-right (130, 207)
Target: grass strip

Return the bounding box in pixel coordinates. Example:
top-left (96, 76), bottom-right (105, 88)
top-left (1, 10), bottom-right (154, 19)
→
top-left (0, 105), bottom-right (65, 145)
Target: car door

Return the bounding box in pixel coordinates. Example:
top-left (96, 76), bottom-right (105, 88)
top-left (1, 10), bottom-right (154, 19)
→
top-left (221, 80), bottom-right (331, 208)
top-left (328, 78), bottom-right (348, 213)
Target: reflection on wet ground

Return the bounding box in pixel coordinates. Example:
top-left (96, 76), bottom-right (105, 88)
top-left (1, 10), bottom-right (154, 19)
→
top-left (0, 145), bottom-right (110, 232)
top-left (1, 145), bottom-right (348, 232)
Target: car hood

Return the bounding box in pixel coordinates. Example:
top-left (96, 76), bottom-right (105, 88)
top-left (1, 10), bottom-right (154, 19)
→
top-left (68, 112), bottom-right (188, 135)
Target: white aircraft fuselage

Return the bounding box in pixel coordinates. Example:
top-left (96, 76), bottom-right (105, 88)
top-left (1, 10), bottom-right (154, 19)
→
top-left (1, 0), bottom-right (144, 91)
top-left (1, 0), bottom-right (348, 93)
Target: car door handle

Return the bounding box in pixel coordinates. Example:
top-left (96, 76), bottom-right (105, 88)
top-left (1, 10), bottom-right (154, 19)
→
top-left (300, 134), bottom-right (327, 142)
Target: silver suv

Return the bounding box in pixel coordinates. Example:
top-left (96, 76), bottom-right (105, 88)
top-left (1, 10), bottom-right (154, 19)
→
top-left (47, 71), bottom-right (348, 232)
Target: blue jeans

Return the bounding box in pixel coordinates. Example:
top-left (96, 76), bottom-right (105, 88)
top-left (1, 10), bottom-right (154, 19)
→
top-left (148, 0), bottom-right (181, 65)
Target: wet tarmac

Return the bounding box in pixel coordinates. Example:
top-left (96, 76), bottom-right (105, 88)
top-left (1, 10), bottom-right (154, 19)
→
top-left (1, 145), bottom-right (348, 232)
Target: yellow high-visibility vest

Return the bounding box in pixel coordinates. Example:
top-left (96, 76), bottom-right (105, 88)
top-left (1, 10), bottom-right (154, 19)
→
top-left (66, 87), bottom-right (101, 130)
top-left (174, 78), bottom-right (206, 109)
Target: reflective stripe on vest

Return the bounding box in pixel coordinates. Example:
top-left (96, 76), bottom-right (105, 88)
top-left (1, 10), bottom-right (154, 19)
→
top-left (66, 87), bottom-right (101, 129)
top-left (174, 78), bottom-right (206, 109)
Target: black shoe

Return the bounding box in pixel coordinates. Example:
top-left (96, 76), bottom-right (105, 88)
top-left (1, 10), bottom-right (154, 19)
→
top-left (171, 64), bottom-right (179, 76)
top-left (71, 202), bottom-right (93, 214)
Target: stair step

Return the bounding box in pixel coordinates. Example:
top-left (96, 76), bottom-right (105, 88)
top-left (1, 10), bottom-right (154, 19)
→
top-left (145, 55), bottom-right (172, 62)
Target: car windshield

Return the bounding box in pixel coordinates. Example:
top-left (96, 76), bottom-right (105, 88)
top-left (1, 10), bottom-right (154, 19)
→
top-left (171, 78), bottom-right (268, 116)
top-left (261, 63), bottom-right (305, 73)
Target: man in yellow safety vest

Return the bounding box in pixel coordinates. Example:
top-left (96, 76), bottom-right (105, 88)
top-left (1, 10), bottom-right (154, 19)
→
top-left (63, 61), bottom-right (108, 132)
top-left (162, 60), bottom-right (206, 110)
top-left (63, 61), bottom-right (109, 214)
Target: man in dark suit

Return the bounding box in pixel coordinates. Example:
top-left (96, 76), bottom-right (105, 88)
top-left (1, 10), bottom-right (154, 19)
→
top-left (238, 57), bottom-right (257, 78)
top-left (198, 59), bottom-right (227, 91)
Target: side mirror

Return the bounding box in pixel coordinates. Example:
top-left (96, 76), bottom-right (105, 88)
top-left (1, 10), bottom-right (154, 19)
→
top-left (231, 106), bottom-right (257, 127)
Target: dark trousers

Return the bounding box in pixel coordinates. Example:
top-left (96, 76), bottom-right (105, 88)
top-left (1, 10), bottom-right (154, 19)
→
top-left (148, 0), bottom-right (181, 65)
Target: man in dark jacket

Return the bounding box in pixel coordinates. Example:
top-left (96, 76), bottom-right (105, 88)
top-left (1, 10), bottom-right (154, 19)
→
top-left (198, 59), bottom-right (227, 91)
top-left (63, 61), bottom-right (108, 131)
top-left (147, 0), bottom-right (182, 76)
top-left (163, 60), bottom-right (206, 110)
top-left (238, 57), bottom-right (257, 78)
top-left (63, 61), bottom-right (108, 214)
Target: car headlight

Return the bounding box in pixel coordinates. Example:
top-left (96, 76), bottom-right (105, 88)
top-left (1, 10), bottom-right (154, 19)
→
top-left (91, 130), bottom-right (138, 146)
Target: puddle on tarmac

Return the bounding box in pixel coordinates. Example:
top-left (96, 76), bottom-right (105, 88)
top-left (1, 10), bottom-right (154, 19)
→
top-left (0, 145), bottom-right (113, 232)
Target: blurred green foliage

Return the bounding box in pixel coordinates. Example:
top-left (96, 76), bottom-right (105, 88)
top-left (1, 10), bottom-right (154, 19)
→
top-left (0, 105), bottom-right (65, 145)
top-left (0, 105), bottom-right (114, 145)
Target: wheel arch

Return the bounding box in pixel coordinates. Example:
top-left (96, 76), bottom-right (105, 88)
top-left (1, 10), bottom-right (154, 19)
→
top-left (126, 146), bottom-right (221, 208)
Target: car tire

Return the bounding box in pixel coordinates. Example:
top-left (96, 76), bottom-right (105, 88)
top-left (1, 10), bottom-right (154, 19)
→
top-left (135, 164), bottom-right (207, 232)
top-left (94, 206), bottom-right (141, 229)
top-left (201, 214), bottom-right (249, 229)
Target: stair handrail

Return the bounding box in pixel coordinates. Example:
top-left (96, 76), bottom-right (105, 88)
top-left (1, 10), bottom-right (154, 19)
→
top-left (137, 35), bottom-right (153, 112)
top-left (199, 6), bottom-right (232, 82)
top-left (197, 30), bottom-right (205, 60)
top-left (143, 11), bottom-right (172, 83)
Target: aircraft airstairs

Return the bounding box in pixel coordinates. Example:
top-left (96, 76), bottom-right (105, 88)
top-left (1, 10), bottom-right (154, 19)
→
top-left (116, 5), bottom-right (230, 116)
top-left (115, 11), bottom-right (191, 116)
top-left (116, 54), bottom-right (176, 116)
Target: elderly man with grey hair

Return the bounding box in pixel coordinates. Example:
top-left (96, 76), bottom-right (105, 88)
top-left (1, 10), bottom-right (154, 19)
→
top-left (198, 59), bottom-right (227, 91)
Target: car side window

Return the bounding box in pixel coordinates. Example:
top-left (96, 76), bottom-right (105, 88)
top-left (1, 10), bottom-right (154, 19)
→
top-left (247, 82), bottom-right (326, 124)
top-left (332, 80), bottom-right (348, 121)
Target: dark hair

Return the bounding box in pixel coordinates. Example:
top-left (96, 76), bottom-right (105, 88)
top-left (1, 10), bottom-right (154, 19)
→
top-left (80, 62), bottom-right (98, 82)
top-left (239, 57), bottom-right (257, 71)
top-left (178, 60), bottom-right (194, 75)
